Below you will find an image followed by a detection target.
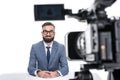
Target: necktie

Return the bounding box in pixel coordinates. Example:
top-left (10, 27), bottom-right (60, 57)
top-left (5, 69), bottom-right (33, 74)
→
top-left (46, 46), bottom-right (50, 63)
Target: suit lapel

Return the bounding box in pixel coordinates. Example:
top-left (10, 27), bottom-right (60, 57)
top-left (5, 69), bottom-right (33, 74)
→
top-left (39, 41), bottom-right (48, 66)
top-left (49, 41), bottom-right (58, 65)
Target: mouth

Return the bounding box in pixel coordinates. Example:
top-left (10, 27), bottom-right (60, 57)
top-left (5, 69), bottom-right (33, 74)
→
top-left (45, 36), bottom-right (51, 37)
top-left (45, 37), bottom-right (51, 39)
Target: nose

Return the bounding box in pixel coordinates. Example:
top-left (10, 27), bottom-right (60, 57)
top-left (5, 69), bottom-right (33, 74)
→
top-left (46, 32), bottom-right (51, 35)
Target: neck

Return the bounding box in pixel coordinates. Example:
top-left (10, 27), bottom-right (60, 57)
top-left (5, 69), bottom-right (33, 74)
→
top-left (45, 42), bottom-right (51, 46)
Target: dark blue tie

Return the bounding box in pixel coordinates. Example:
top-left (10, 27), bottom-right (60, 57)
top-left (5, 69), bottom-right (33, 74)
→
top-left (46, 46), bottom-right (50, 63)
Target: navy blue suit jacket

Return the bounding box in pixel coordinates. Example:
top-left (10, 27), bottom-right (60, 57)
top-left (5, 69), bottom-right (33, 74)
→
top-left (28, 41), bottom-right (69, 76)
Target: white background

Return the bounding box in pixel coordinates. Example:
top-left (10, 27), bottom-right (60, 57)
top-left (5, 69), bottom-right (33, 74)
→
top-left (0, 0), bottom-right (120, 80)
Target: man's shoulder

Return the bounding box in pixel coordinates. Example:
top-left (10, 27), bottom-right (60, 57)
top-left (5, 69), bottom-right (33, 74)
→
top-left (32, 41), bottom-right (43, 46)
top-left (53, 41), bottom-right (64, 46)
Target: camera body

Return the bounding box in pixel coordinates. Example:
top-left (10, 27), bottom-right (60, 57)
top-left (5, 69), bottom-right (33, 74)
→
top-left (65, 0), bottom-right (120, 71)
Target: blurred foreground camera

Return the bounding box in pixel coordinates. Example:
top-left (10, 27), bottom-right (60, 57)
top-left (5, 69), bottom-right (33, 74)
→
top-left (34, 0), bottom-right (120, 80)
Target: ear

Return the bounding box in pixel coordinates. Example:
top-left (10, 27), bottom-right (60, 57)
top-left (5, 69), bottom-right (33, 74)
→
top-left (41, 32), bottom-right (43, 35)
top-left (54, 32), bottom-right (56, 35)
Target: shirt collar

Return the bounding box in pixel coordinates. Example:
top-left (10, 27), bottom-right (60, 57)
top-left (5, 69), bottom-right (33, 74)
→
top-left (43, 41), bottom-right (53, 48)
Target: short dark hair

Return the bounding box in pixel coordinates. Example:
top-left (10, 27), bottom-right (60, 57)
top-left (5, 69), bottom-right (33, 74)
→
top-left (42, 22), bottom-right (55, 28)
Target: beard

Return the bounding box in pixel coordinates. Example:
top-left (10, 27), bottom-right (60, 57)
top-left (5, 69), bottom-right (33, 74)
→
top-left (43, 37), bottom-right (54, 43)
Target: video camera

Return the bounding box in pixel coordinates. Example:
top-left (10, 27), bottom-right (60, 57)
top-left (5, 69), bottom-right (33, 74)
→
top-left (34, 0), bottom-right (120, 80)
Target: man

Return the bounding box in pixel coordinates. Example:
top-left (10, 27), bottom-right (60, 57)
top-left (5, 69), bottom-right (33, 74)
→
top-left (28, 22), bottom-right (69, 78)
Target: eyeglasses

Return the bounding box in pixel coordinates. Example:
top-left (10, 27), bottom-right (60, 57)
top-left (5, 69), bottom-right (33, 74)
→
top-left (42, 30), bottom-right (54, 34)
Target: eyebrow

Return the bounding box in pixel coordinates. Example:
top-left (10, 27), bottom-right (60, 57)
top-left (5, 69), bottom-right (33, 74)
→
top-left (43, 30), bottom-right (54, 31)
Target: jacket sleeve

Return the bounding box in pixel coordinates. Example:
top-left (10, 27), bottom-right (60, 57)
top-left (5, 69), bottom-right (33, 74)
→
top-left (28, 45), bottom-right (37, 76)
top-left (59, 45), bottom-right (69, 76)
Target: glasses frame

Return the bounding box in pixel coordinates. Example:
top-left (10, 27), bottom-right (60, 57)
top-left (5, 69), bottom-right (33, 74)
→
top-left (42, 30), bottom-right (55, 35)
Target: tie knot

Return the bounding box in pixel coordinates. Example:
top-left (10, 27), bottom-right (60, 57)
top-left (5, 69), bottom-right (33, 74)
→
top-left (46, 46), bottom-right (50, 49)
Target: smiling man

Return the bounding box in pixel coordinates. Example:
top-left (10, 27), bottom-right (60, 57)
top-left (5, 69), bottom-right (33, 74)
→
top-left (28, 22), bottom-right (69, 78)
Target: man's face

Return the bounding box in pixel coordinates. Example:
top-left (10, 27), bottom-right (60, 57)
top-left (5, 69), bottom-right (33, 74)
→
top-left (42, 25), bottom-right (55, 43)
